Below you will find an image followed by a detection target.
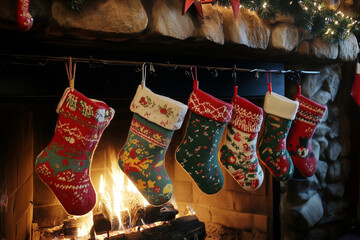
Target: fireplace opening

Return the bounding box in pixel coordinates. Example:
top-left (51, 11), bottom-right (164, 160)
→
top-left (0, 61), bottom-right (282, 239)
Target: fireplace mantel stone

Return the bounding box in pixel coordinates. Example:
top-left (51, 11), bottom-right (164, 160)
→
top-left (0, 0), bottom-right (358, 62)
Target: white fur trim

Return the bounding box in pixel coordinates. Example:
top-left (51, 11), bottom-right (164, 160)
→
top-left (263, 92), bottom-right (299, 120)
top-left (130, 85), bottom-right (188, 130)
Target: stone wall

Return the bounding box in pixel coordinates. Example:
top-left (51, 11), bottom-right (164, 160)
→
top-left (281, 64), bottom-right (352, 240)
top-left (0, 0), bottom-right (358, 61)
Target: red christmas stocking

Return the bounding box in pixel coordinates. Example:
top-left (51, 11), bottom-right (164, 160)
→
top-left (287, 94), bottom-right (326, 177)
top-left (351, 63), bottom-right (360, 107)
top-left (17, 0), bottom-right (33, 31)
top-left (36, 88), bottom-right (115, 215)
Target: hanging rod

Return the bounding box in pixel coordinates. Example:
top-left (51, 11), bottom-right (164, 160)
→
top-left (0, 54), bottom-right (321, 75)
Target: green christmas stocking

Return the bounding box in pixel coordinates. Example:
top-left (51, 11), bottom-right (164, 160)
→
top-left (36, 87), bottom-right (115, 215)
top-left (257, 92), bottom-right (299, 181)
top-left (175, 81), bottom-right (233, 194)
top-left (118, 84), bottom-right (188, 205)
top-left (219, 95), bottom-right (264, 191)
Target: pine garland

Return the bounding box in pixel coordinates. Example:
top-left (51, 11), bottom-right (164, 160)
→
top-left (216, 0), bottom-right (359, 43)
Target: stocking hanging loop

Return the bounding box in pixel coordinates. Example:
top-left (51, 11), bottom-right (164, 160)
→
top-left (266, 70), bottom-right (272, 94)
top-left (232, 65), bottom-right (238, 97)
top-left (141, 63), bottom-right (147, 87)
top-left (65, 57), bottom-right (76, 89)
top-left (191, 66), bottom-right (199, 91)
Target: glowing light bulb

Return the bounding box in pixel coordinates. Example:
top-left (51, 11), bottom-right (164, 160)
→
top-left (262, 2), bottom-right (267, 8)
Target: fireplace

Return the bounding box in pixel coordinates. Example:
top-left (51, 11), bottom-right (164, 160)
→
top-left (0, 61), bottom-right (285, 239)
top-left (1, 0), bottom-right (360, 239)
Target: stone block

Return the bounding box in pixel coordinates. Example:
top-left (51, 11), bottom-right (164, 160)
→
top-left (33, 205), bottom-right (69, 227)
top-left (254, 214), bottom-right (267, 233)
top-left (173, 180), bottom-right (193, 203)
top-left (234, 193), bottom-right (268, 215)
top-left (13, 176), bottom-right (33, 225)
top-left (270, 23), bottom-right (300, 52)
top-left (326, 182), bottom-right (345, 199)
top-left (312, 90), bottom-right (332, 106)
top-left (210, 207), bottom-right (252, 231)
top-left (315, 160), bottom-right (328, 184)
top-left (221, 7), bottom-right (270, 49)
top-left (338, 33), bottom-right (359, 61)
top-left (326, 161), bottom-right (341, 183)
top-left (150, 0), bottom-right (195, 40)
top-left (194, 187), bottom-right (234, 210)
top-left (197, 4), bottom-right (225, 44)
top-left (191, 203), bottom-right (211, 223)
top-left (301, 74), bottom-right (325, 98)
top-left (329, 120), bottom-right (340, 139)
top-left (322, 200), bottom-right (348, 222)
top-left (311, 140), bottom-right (320, 162)
top-left (311, 38), bottom-right (339, 59)
top-left (286, 193), bottom-right (324, 230)
top-left (52, 0), bottom-right (148, 34)
top-left (325, 74), bottom-right (340, 102)
top-left (286, 176), bottom-right (320, 205)
top-left (314, 124), bottom-right (331, 138)
top-left (314, 136), bottom-right (328, 155)
top-left (326, 140), bottom-right (342, 161)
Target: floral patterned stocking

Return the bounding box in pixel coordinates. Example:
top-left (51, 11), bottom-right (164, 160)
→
top-left (118, 84), bottom-right (188, 205)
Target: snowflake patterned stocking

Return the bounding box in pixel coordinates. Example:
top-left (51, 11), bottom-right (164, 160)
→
top-left (287, 93), bottom-right (326, 177)
top-left (35, 87), bottom-right (115, 215)
top-left (219, 95), bottom-right (264, 191)
top-left (257, 92), bottom-right (299, 181)
top-left (175, 81), bottom-right (233, 194)
top-left (118, 84), bottom-right (188, 205)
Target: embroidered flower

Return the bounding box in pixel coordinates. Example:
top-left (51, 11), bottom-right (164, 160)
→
top-left (156, 175), bottom-right (162, 181)
top-left (153, 186), bottom-right (161, 193)
top-left (139, 97), bottom-right (148, 106)
top-left (158, 104), bottom-right (173, 117)
top-left (228, 155), bottom-right (237, 164)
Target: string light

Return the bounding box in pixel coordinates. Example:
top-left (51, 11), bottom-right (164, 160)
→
top-left (215, 0), bottom-right (359, 43)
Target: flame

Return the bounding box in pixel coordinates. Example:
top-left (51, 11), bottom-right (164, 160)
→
top-left (77, 212), bottom-right (93, 238)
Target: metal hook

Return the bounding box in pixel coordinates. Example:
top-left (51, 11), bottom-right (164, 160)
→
top-left (89, 56), bottom-right (103, 69)
top-left (255, 71), bottom-right (260, 80)
top-left (166, 61), bottom-right (178, 71)
top-left (149, 63), bottom-right (157, 77)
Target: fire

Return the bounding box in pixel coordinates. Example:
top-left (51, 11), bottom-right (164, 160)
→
top-left (77, 147), bottom-right (150, 237)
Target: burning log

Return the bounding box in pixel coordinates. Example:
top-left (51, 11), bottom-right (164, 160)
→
top-left (131, 202), bottom-right (178, 227)
top-left (93, 190), bottom-right (112, 234)
top-left (108, 215), bottom-right (206, 240)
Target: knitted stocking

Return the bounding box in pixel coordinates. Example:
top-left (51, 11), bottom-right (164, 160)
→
top-left (118, 84), bottom-right (188, 206)
top-left (36, 88), bottom-right (115, 215)
top-left (219, 95), bottom-right (264, 191)
top-left (287, 94), bottom-right (326, 177)
top-left (175, 81), bottom-right (233, 194)
top-left (257, 92), bottom-right (299, 181)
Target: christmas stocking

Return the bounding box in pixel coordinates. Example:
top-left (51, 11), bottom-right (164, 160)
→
top-left (287, 94), bottom-right (326, 177)
top-left (118, 84), bottom-right (188, 206)
top-left (351, 63), bottom-right (360, 107)
top-left (175, 81), bottom-right (233, 194)
top-left (35, 87), bottom-right (115, 215)
top-left (257, 92), bottom-right (299, 181)
top-left (219, 95), bottom-right (264, 191)
top-left (17, 0), bottom-right (33, 31)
